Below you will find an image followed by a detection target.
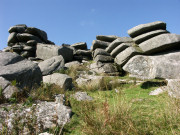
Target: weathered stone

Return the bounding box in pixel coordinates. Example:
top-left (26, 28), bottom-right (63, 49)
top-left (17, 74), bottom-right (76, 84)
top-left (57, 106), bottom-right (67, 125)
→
top-left (17, 33), bottom-right (42, 43)
top-left (39, 132), bottom-right (53, 135)
top-left (36, 44), bottom-right (74, 62)
top-left (93, 48), bottom-right (110, 58)
top-left (0, 52), bottom-right (42, 88)
top-left (0, 77), bottom-right (20, 99)
top-left (106, 37), bottom-right (133, 53)
top-left (71, 42), bottom-right (87, 50)
top-left (94, 55), bottom-right (114, 63)
top-left (75, 49), bottom-right (92, 57)
top-left (65, 61), bottom-right (81, 68)
top-left (115, 47), bottom-right (142, 66)
top-left (7, 32), bottom-right (18, 46)
top-left (38, 56), bottom-right (65, 76)
top-left (73, 92), bottom-right (93, 101)
top-left (2, 47), bottom-right (11, 52)
top-left (91, 40), bottom-right (110, 51)
top-left (167, 79), bottom-right (180, 98)
top-left (73, 55), bottom-right (92, 61)
top-left (43, 73), bottom-right (72, 90)
top-left (27, 40), bottom-right (37, 46)
top-left (149, 87), bottom-right (167, 96)
top-left (123, 51), bottom-right (180, 79)
top-left (25, 27), bottom-right (48, 42)
top-left (8, 24), bottom-right (27, 33)
top-left (23, 46), bottom-right (35, 51)
top-left (20, 51), bottom-right (34, 58)
top-left (96, 35), bottom-right (119, 42)
top-left (110, 43), bottom-right (132, 57)
top-left (89, 62), bottom-right (118, 74)
top-left (128, 21), bottom-right (166, 38)
top-left (133, 29), bottom-right (169, 44)
top-left (139, 33), bottom-right (180, 54)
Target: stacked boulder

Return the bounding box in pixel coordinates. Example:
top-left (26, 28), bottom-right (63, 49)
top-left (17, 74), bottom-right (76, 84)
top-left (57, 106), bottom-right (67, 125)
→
top-left (90, 35), bottom-right (119, 75)
top-left (122, 21), bottom-right (180, 79)
top-left (6, 24), bottom-right (54, 58)
top-left (71, 42), bottom-right (92, 61)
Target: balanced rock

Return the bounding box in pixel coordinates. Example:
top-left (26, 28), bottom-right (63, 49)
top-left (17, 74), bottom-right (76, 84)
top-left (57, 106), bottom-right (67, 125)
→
top-left (123, 51), bottom-right (180, 79)
top-left (0, 52), bottom-right (42, 88)
top-left (128, 21), bottom-right (166, 38)
top-left (96, 35), bottom-right (119, 42)
top-left (91, 40), bottom-right (110, 51)
top-left (133, 29), bottom-right (169, 44)
top-left (71, 42), bottom-right (87, 50)
top-left (38, 55), bottom-right (65, 76)
top-left (115, 46), bottom-right (142, 66)
top-left (106, 37), bottom-right (133, 53)
top-left (139, 33), bottom-right (180, 54)
top-left (43, 73), bottom-right (73, 90)
top-left (110, 42), bottom-right (132, 57)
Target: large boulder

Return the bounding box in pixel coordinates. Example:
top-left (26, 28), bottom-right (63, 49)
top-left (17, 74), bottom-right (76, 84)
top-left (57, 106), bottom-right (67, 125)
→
top-left (133, 29), bottom-right (169, 44)
top-left (115, 46), bottom-right (142, 66)
top-left (91, 40), bottom-right (110, 51)
top-left (25, 27), bottom-right (48, 42)
top-left (128, 21), bottom-right (166, 38)
top-left (71, 42), bottom-right (87, 50)
top-left (16, 33), bottom-right (42, 43)
top-left (7, 32), bottom-right (18, 46)
top-left (36, 44), bottom-right (74, 62)
top-left (93, 48), bottom-right (110, 58)
top-left (43, 73), bottom-right (73, 90)
top-left (38, 56), bottom-right (65, 76)
top-left (106, 37), bottom-right (133, 53)
top-left (75, 49), bottom-right (92, 57)
top-left (0, 52), bottom-right (42, 88)
top-left (167, 79), bottom-right (180, 98)
top-left (8, 24), bottom-right (27, 33)
top-left (96, 35), bottom-right (119, 42)
top-left (110, 43), bottom-right (132, 57)
top-left (94, 55), bottom-right (114, 63)
top-left (139, 33), bottom-right (180, 54)
top-left (123, 51), bottom-right (180, 79)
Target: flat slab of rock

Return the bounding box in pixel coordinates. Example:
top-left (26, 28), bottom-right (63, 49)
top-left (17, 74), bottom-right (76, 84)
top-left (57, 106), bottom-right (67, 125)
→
top-left (7, 32), bottom-right (18, 45)
top-left (94, 55), bottom-right (114, 63)
top-left (149, 87), bottom-right (167, 95)
top-left (128, 21), bottom-right (166, 38)
top-left (91, 40), bottom-right (110, 51)
top-left (93, 48), bottom-right (110, 58)
top-left (38, 55), bottom-right (65, 76)
top-left (71, 42), bottom-right (87, 50)
top-left (139, 33), bottom-right (180, 54)
top-left (133, 29), bottom-right (169, 44)
top-left (65, 61), bottom-right (81, 68)
top-left (0, 52), bottom-right (42, 88)
top-left (75, 49), bottom-right (92, 57)
top-left (36, 44), bottom-right (74, 62)
top-left (106, 37), bottom-right (133, 53)
top-left (110, 43), bottom-right (132, 57)
top-left (17, 33), bottom-right (42, 43)
top-left (73, 92), bottom-right (93, 101)
top-left (96, 35), bottom-right (119, 42)
top-left (43, 73), bottom-right (72, 90)
top-left (123, 51), bottom-right (180, 79)
top-left (8, 24), bottom-right (27, 33)
top-left (167, 79), bottom-right (180, 98)
top-left (115, 47), bottom-right (142, 66)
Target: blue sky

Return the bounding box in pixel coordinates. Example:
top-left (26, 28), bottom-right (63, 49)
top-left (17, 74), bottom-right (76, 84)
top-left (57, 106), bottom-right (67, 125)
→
top-left (0, 0), bottom-right (180, 50)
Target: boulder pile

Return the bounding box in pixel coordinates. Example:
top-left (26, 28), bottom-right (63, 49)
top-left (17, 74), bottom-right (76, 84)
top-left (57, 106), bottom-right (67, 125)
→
top-left (5, 24), bottom-right (54, 58)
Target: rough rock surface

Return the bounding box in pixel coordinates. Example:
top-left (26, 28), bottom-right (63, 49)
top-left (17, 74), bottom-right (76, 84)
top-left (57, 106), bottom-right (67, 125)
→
top-left (65, 61), bottom-right (81, 68)
top-left (73, 92), bottom-right (93, 101)
top-left (115, 47), bottom-right (142, 66)
top-left (38, 55), bottom-right (65, 76)
top-left (74, 50), bottom-right (92, 57)
top-left (94, 55), bottom-right (114, 63)
top-left (93, 48), bottom-right (110, 58)
top-left (123, 51), bottom-right (180, 79)
top-left (106, 37), bottom-right (133, 53)
top-left (16, 33), bottom-right (42, 43)
top-left (43, 73), bottom-right (73, 90)
top-left (128, 21), bottom-right (166, 38)
top-left (139, 33), bottom-right (180, 54)
top-left (0, 52), bottom-right (42, 88)
top-left (149, 87), bottom-right (167, 95)
top-left (110, 43), bottom-right (132, 57)
top-left (8, 24), bottom-right (27, 33)
top-left (91, 40), bottom-right (110, 51)
top-left (167, 79), bottom-right (180, 98)
top-left (71, 42), bottom-right (87, 50)
top-left (7, 32), bottom-right (18, 45)
top-left (96, 35), bottom-right (119, 42)
top-left (133, 29), bottom-right (169, 44)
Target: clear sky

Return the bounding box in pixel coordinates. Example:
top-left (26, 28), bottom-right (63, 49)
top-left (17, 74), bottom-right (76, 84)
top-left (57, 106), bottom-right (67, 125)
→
top-left (0, 0), bottom-right (180, 50)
